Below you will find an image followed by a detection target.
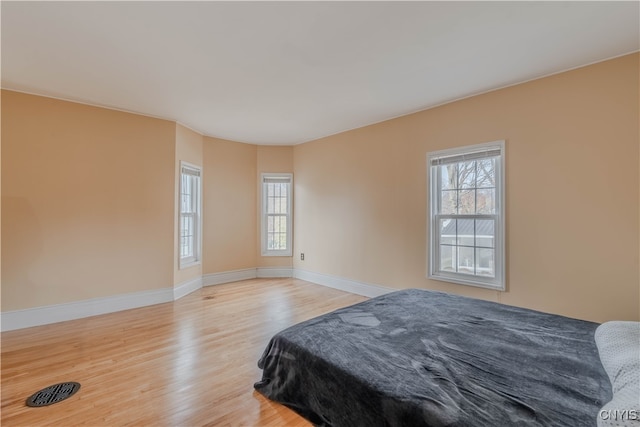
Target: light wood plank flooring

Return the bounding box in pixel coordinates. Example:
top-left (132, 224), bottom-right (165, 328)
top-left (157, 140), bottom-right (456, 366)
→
top-left (1, 278), bottom-right (368, 426)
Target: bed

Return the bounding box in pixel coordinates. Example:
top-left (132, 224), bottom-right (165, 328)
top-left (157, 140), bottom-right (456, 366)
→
top-left (254, 289), bottom-right (613, 427)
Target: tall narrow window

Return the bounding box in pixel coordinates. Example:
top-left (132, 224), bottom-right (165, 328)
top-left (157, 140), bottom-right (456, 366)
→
top-left (180, 163), bottom-right (201, 268)
top-left (428, 141), bottom-right (505, 290)
top-left (261, 173), bottom-right (293, 256)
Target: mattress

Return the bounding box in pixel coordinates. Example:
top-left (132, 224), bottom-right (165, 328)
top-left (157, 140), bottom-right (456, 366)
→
top-left (254, 289), bottom-right (611, 427)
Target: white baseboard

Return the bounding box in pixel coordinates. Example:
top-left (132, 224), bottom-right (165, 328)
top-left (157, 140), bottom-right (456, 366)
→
top-left (173, 276), bottom-right (203, 300)
top-left (293, 269), bottom-right (394, 298)
top-left (1, 267), bottom-right (374, 332)
top-left (202, 268), bottom-right (258, 286)
top-left (257, 267), bottom-right (293, 278)
top-left (201, 267), bottom-right (293, 284)
top-left (1, 287), bottom-right (174, 332)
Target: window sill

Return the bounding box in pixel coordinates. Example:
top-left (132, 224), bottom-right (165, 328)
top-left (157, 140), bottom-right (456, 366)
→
top-left (261, 252), bottom-right (292, 257)
top-left (179, 260), bottom-right (201, 270)
top-left (428, 273), bottom-right (505, 291)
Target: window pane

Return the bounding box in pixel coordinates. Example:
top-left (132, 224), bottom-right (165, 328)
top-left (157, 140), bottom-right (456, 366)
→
top-left (458, 189), bottom-right (475, 214)
top-left (181, 235), bottom-right (193, 258)
top-left (266, 214), bottom-right (287, 250)
top-left (476, 248), bottom-right (495, 277)
top-left (181, 194), bottom-right (190, 214)
top-left (440, 245), bottom-right (456, 272)
top-left (189, 176), bottom-right (197, 211)
top-left (182, 216), bottom-right (193, 237)
top-left (457, 246), bottom-right (474, 275)
top-left (266, 194), bottom-right (273, 214)
top-left (458, 161), bottom-right (476, 189)
top-left (440, 164), bottom-right (457, 190)
top-left (182, 174), bottom-right (190, 195)
top-left (457, 219), bottom-right (474, 246)
top-left (266, 183), bottom-right (289, 215)
top-left (476, 188), bottom-right (495, 214)
top-left (187, 236), bottom-right (194, 257)
top-left (268, 196), bottom-right (274, 214)
top-left (476, 219), bottom-right (495, 248)
top-left (440, 190), bottom-right (456, 214)
top-left (267, 215), bottom-right (288, 234)
top-left (477, 158), bottom-right (496, 188)
top-left (439, 219), bottom-right (456, 244)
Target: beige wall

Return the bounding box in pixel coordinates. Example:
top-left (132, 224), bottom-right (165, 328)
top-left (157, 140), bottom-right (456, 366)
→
top-left (200, 143), bottom-right (294, 273)
top-left (1, 90), bottom-right (176, 311)
top-left (174, 124), bottom-right (204, 286)
top-left (2, 55), bottom-right (637, 323)
top-left (293, 53), bottom-right (639, 322)
top-left (256, 146), bottom-right (294, 268)
top-left (202, 137), bottom-right (257, 274)
top-left (1, 90), bottom-right (3, 310)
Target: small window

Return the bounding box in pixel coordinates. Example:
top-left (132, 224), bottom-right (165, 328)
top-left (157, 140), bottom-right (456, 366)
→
top-left (261, 173), bottom-right (293, 256)
top-left (179, 163), bottom-right (201, 268)
top-left (428, 141), bottom-right (505, 290)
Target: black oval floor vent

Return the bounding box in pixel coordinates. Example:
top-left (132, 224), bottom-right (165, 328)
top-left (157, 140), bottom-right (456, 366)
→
top-left (26, 382), bottom-right (81, 407)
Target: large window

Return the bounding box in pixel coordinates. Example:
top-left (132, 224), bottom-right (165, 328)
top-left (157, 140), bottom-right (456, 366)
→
top-left (428, 141), bottom-right (505, 290)
top-left (179, 162), bottom-right (201, 268)
top-left (261, 173), bottom-right (292, 256)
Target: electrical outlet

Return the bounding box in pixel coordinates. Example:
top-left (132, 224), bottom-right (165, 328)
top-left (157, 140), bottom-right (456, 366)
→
top-left (300, 253), bottom-right (305, 261)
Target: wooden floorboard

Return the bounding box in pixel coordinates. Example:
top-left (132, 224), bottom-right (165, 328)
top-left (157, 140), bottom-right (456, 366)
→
top-left (1, 278), bottom-right (368, 426)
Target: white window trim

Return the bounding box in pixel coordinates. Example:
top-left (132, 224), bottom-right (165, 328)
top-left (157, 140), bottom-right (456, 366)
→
top-left (261, 173), bottom-right (293, 257)
top-left (427, 140), bottom-right (506, 291)
top-left (179, 161), bottom-right (202, 269)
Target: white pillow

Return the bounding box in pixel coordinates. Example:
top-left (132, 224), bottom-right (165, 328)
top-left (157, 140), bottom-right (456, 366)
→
top-left (595, 321), bottom-right (640, 427)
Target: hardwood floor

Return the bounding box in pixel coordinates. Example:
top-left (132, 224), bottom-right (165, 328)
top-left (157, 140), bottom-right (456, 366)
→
top-left (1, 278), bottom-right (368, 426)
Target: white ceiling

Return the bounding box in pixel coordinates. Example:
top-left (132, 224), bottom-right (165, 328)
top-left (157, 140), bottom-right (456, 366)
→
top-left (2, 1), bottom-right (638, 145)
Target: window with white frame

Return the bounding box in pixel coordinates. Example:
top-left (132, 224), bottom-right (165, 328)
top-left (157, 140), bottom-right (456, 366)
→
top-left (179, 163), bottom-right (201, 268)
top-left (428, 141), bottom-right (505, 290)
top-left (261, 173), bottom-right (292, 256)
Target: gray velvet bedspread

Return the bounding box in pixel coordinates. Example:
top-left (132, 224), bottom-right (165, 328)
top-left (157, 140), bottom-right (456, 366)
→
top-left (254, 289), bottom-right (611, 427)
